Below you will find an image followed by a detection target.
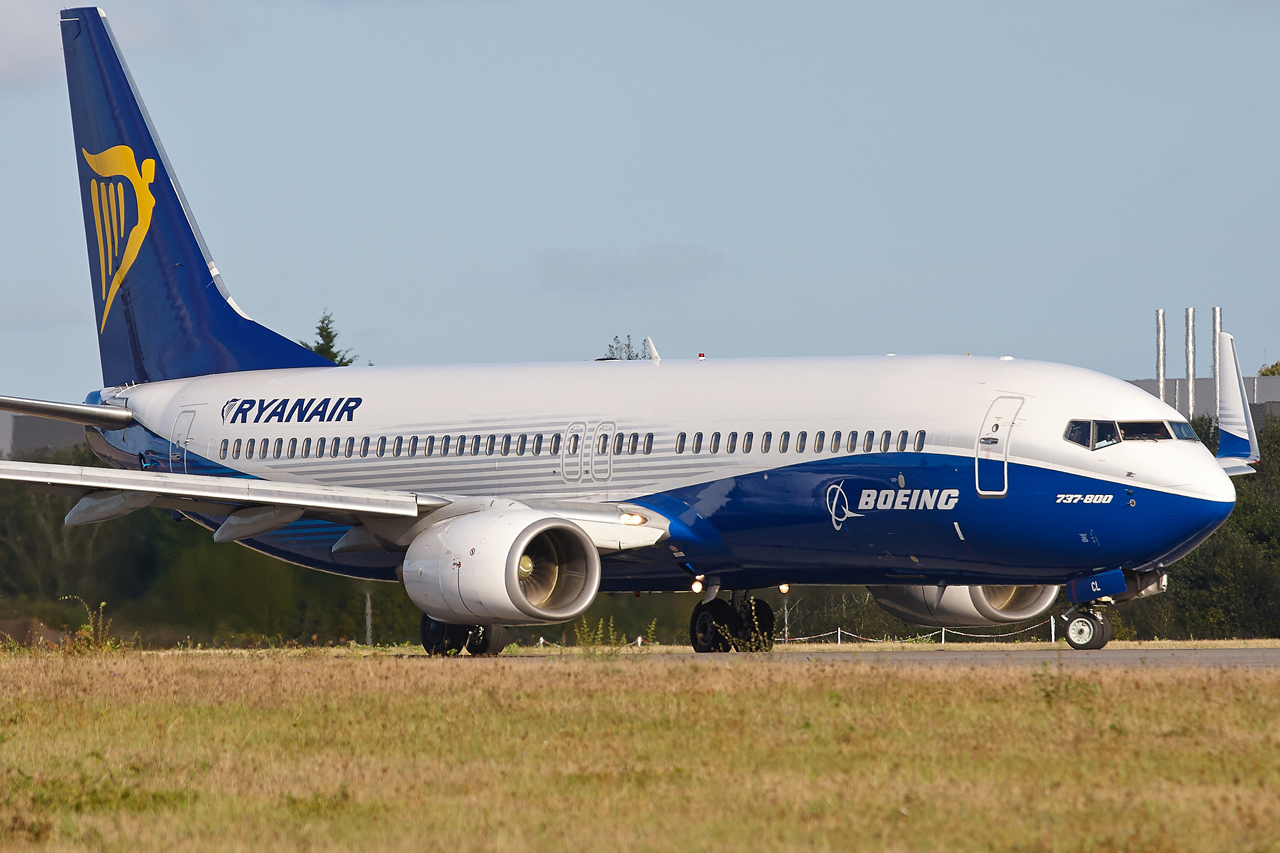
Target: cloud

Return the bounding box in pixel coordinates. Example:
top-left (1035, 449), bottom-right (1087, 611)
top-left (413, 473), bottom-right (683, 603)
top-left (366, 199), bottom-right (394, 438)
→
top-left (0, 0), bottom-right (239, 93)
top-left (535, 242), bottom-right (731, 292)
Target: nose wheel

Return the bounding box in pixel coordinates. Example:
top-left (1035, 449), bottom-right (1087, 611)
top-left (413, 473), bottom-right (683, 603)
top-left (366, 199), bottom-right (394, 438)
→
top-left (1064, 610), bottom-right (1112, 650)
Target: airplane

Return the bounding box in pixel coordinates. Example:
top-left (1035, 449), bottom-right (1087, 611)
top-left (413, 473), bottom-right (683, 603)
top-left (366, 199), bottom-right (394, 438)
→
top-left (0, 7), bottom-right (1259, 653)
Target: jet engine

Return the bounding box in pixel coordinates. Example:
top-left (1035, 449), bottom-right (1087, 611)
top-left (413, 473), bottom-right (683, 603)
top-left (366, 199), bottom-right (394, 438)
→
top-left (866, 584), bottom-right (1058, 628)
top-left (400, 509), bottom-right (600, 625)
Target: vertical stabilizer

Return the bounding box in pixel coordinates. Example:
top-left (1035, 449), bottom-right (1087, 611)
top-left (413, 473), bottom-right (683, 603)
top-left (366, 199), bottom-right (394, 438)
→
top-left (61, 8), bottom-right (333, 387)
top-left (1216, 332), bottom-right (1259, 465)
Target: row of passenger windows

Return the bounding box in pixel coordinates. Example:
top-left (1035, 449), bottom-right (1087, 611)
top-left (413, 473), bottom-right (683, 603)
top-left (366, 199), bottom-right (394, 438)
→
top-left (217, 432), bottom-right (657, 461)
top-left (673, 429), bottom-right (926, 455)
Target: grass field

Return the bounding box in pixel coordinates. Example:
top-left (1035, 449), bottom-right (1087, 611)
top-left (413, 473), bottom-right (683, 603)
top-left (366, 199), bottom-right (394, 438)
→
top-left (1, 646), bottom-right (1278, 852)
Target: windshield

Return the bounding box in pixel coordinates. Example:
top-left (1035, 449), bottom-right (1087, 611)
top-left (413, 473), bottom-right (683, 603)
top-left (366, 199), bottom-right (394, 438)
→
top-left (1118, 421), bottom-right (1172, 441)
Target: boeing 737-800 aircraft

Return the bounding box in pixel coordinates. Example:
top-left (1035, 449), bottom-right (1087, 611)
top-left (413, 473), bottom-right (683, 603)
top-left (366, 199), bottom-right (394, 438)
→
top-left (0, 8), bottom-right (1259, 652)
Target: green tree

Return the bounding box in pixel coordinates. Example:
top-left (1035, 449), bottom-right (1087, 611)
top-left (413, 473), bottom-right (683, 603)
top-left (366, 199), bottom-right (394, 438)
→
top-left (1260, 361), bottom-right (1280, 377)
top-left (600, 335), bottom-right (649, 361)
top-left (300, 311), bottom-right (357, 365)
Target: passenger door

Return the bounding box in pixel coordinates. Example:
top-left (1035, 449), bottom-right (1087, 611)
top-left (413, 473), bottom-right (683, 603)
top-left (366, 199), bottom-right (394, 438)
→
top-left (561, 422), bottom-right (586, 483)
top-left (590, 421), bottom-right (615, 482)
top-left (169, 409), bottom-right (197, 474)
top-left (975, 397), bottom-right (1023, 497)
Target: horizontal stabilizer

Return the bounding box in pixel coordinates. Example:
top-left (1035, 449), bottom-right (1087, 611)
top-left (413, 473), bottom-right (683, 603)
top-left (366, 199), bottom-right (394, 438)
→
top-left (0, 394), bottom-right (132, 429)
top-left (1216, 332), bottom-right (1259, 467)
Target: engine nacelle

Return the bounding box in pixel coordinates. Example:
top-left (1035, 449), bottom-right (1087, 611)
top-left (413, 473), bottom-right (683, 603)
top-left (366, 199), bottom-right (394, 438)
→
top-left (867, 584), bottom-right (1059, 628)
top-left (401, 509), bottom-right (600, 625)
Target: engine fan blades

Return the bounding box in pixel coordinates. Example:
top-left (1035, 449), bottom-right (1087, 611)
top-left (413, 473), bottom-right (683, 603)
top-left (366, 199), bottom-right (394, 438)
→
top-left (518, 534), bottom-right (562, 607)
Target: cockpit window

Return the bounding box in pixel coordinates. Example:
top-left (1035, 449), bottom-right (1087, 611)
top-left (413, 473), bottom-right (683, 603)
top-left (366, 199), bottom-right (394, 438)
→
top-left (1064, 421), bottom-right (1091, 448)
top-left (1093, 421), bottom-right (1120, 450)
top-left (1118, 421), bottom-right (1172, 441)
top-left (1170, 421), bottom-right (1199, 441)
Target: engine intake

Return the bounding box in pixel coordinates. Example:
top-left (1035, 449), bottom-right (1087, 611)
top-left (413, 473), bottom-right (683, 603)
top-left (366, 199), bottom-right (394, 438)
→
top-left (867, 583), bottom-right (1059, 628)
top-left (401, 509), bottom-right (600, 625)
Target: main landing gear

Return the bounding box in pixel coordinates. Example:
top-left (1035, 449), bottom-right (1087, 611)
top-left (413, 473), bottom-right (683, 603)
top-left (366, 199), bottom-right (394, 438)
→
top-left (1064, 609), bottom-right (1112, 651)
top-left (419, 614), bottom-right (509, 657)
top-left (690, 591), bottom-right (776, 653)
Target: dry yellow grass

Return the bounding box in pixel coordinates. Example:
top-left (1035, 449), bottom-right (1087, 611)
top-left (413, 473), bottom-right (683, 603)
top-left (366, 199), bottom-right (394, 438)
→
top-left (1, 648), bottom-right (1278, 852)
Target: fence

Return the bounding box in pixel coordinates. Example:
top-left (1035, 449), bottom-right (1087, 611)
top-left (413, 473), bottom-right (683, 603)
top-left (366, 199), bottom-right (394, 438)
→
top-left (777, 617), bottom-right (1056, 645)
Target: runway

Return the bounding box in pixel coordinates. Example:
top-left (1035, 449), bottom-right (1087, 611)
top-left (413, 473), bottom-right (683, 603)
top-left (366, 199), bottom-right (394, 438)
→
top-left (742, 646), bottom-right (1280, 668)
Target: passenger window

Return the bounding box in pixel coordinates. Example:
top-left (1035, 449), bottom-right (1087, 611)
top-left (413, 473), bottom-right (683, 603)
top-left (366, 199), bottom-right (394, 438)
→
top-left (500, 435), bottom-right (510, 456)
top-left (597, 434), bottom-right (608, 455)
top-left (727, 432), bottom-right (737, 454)
top-left (472, 435), bottom-right (482, 456)
top-left (897, 430), bottom-right (908, 452)
top-left (517, 435), bottom-right (526, 456)
top-left (376, 437), bottom-right (386, 457)
top-left (1093, 421), bottom-right (1120, 450)
top-left (485, 435), bottom-right (495, 456)
top-left (848, 431), bottom-right (858, 453)
top-left (331, 438), bottom-right (340, 458)
top-left (914, 430), bottom-right (926, 452)
top-left (863, 431), bottom-right (874, 453)
top-left (676, 432), bottom-right (686, 454)
top-left (796, 431), bottom-right (807, 453)
top-left (232, 439), bottom-right (242, 459)
top-left (303, 438), bottom-right (312, 458)
top-left (345, 437), bottom-right (355, 458)
top-left (288, 438), bottom-right (297, 459)
top-left (393, 436), bottom-right (402, 457)
top-left (743, 432), bottom-right (753, 453)
top-left (551, 434), bottom-right (562, 455)
top-left (245, 438), bottom-right (255, 458)
top-left (1064, 420), bottom-right (1091, 448)
top-left (613, 433), bottom-right (624, 456)
top-left (830, 431), bottom-right (840, 453)
top-left (644, 433), bottom-right (653, 454)
top-left (1170, 422), bottom-right (1198, 441)
top-left (219, 439), bottom-right (228, 460)
top-left (628, 433), bottom-right (639, 455)
top-left (762, 432), bottom-right (772, 453)
top-left (440, 435), bottom-right (451, 456)
top-left (710, 432), bottom-right (720, 454)
top-left (1118, 421), bottom-right (1172, 441)
top-left (360, 437), bottom-right (371, 458)
top-left (407, 436), bottom-right (417, 457)
top-left (693, 432), bottom-right (704, 454)
top-left (534, 434), bottom-right (544, 456)
top-left (880, 431), bottom-right (891, 453)
top-left (317, 437), bottom-right (326, 457)
top-left (261, 440), bottom-right (269, 459)
top-left (779, 431), bottom-right (790, 453)
top-left (567, 434), bottom-right (579, 456)
top-left (814, 431), bottom-right (824, 453)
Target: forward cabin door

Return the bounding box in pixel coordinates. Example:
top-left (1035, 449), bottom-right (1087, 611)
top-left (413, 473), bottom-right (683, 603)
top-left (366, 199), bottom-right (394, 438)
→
top-left (169, 409), bottom-right (197, 474)
top-left (975, 396), bottom-right (1023, 497)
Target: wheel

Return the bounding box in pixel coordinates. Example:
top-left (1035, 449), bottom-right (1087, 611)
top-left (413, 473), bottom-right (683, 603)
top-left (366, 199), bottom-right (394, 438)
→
top-left (1065, 612), bottom-right (1106, 650)
top-left (420, 613), bottom-right (469, 656)
top-left (736, 598), bottom-right (775, 652)
top-left (1099, 613), bottom-right (1113, 648)
top-left (690, 599), bottom-right (740, 653)
top-left (465, 625), bottom-right (509, 657)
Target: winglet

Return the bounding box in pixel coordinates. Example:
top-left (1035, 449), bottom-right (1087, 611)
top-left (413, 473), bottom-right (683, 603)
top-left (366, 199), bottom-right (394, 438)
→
top-left (644, 337), bottom-right (661, 364)
top-left (1216, 332), bottom-right (1259, 467)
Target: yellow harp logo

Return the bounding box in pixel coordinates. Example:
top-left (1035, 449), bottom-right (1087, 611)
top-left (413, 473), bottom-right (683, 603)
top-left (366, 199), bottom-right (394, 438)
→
top-left (83, 146), bottom-right (156, 332)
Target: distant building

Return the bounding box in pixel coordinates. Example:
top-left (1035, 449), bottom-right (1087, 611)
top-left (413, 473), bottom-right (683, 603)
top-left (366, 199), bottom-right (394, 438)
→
top-left (0, 413), bottom-right (88, 459)
top-left (1129, 376), bottom-right (1280, 424)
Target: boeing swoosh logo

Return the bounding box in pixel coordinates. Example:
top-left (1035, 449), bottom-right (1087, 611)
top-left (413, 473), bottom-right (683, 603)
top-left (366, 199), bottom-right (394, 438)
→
top-left (825, 480), bottom-right (863, 531)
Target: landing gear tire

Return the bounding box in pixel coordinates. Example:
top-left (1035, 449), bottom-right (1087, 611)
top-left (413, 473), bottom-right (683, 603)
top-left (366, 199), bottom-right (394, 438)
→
top-left (1065, 612), bottom-right (1110, 650)
top-left (465, 625), bottom-right (509, 657)
top-left (690, 599), bottom-right (740, 653)
top-left (736, 598), bottom-right (775, 652)
top-left (420, 613), bottom-right (469, 656)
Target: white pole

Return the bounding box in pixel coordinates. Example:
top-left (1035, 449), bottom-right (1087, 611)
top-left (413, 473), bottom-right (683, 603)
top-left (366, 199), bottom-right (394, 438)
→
top-left (365, 591), bottom-right (373, 646)
top-left (836, 626), bottom-right (841, 645)
top-left (1156, 309), bottom-right (1166, 402)
top-left (1186, 308), bottom-right (1195, 418)
top-left (941, 627), bottom-right (945, 646)
top-left (1213, 307), bottom-right (1222, 417)
top-left (1050, 616), bottom-right (1055, 643)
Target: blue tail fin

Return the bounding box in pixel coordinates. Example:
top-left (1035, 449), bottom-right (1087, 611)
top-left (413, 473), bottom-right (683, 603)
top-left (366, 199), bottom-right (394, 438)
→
top-left (61, 8), bottom-right (333, 387)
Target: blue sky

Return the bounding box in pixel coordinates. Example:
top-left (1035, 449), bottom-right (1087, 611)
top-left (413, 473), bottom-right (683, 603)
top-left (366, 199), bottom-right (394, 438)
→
top-left (1, 0), bottom-right (1278, 402)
